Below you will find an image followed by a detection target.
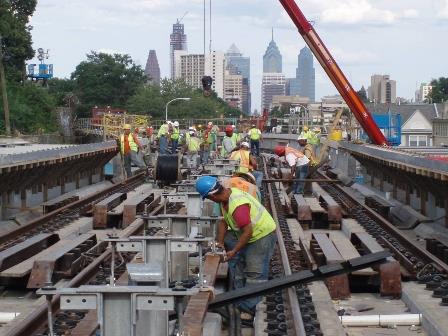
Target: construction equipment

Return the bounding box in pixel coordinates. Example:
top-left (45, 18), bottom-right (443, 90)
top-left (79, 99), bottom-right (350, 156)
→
top-left (278, 0), bottom-right (388, 146)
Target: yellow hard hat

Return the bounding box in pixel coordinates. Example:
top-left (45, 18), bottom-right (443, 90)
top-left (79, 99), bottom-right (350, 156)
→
top-left (123, 124), bottom-right (131, 130)
top-left (303, 126), bottom-right (309, 131)
top-left (198, 124), bottom-right (202, 129)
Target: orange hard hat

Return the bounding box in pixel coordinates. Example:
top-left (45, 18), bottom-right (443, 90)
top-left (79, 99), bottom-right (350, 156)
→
top-left (225, 125), bottom-right (233, 132)
top-left (274, 146), bottom-right (286, 156)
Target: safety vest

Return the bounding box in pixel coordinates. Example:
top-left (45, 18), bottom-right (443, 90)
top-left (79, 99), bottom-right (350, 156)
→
top-left (188, 137), bottom-right (201, 152)
top-left (231, 133), bottom-right (239, 147)
top-left (222, 177), bottom-right (260, 200)
top-left (249, 128), bottom-right (261, 141)
top-left (285, 146), bottom-right (304, 158)
top-left (120, 134), bottom-right (138, 154)
top-left (230, 149), bottom-right (251, 173)
top-left (220, 136), bottom-right (235, 158)
top-left (157, 124), bottom-right (168, 138)
top-left (171, 127), bottom-right (179, 140)
top-left (308, 132), bottom-right (319, 145)
top-left (303, 144), bottom-right (317, 166)
top-left (221, 188), bottom-right (276, 244)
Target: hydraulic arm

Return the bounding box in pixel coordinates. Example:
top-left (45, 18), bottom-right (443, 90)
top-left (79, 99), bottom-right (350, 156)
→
top-left (278, 0), bottom-right (388, 146)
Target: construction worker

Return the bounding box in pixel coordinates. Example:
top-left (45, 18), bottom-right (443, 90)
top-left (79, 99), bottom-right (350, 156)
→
top-left (248, 124), bottom-right (262, 156)
top-left (274, 143), bottom-right (310, 194)
top-left (298, 135), bottom-right (316, 166)
top-left (196, 175), bottom-right (277, 319)
top-left (229, 141), bottom-right (257, 174)
top-left (220, 125), bottom-right (237, 158)
top-left (171, 121), bottom-right (180, 152)
top-left (222, 172), bottom-right (260, 201)
top-left (157, 121), bottom-right (169, 154)
top-left (298, 125), bottom-right (314, 142)
top-left (120, 124), bottom-right (146, 178)
top-left (185, 129), bottom-right (202, 167)
top-left (310, 126), bottom-right (321, 156)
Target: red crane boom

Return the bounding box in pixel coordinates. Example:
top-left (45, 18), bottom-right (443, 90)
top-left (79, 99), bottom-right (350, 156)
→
top-left (279, 0), bottom-right (388, 146)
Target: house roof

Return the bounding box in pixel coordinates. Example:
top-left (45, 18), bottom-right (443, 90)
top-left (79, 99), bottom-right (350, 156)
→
top-left (365, 103), bottom-right (438, 124)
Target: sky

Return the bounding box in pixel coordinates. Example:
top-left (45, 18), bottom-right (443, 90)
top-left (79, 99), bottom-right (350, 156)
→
top-left (30, 0), bottom-right (448, 113)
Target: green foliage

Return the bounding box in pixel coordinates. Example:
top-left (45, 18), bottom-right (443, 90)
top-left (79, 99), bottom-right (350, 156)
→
top-left (48, 78), bottom-right (76, 106)
top-left (0, 82), bottom-right (57, 134)
top-left (127, 78), bottom-right (243, 120)
top-left (71, 51), bottom-right (146, 116)
top-left (428, 77), bottom-right (448, 103)
top-left (0, 0), bottom-right (36, 82)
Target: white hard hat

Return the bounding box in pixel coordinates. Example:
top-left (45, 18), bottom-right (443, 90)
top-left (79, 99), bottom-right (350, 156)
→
top-left (189, 130), bottom-right (195, 135)
top-left (298, 135), bottom-right (307, 141)
top-left (208, 121), bottom-right (213, 126)
top-left (174, 121), bottom-right (179, 127)
top-left (231, 124), bottom-right (236, 129)
top-left (188, 126), bottom-right (195, 131)
top-left (167, 120), bottom-right (172, 124)
top-left (241, 141), bottom-right (250, 148)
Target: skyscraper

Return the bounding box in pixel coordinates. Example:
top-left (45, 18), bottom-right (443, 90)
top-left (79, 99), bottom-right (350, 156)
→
top-left (144, 50), bottom-right (160, 85)
top-left (261, 73), bottom-right (285, 112)
top-left (225, 44), bottom-right (251, 113)
top-left (296, 47), bottom-right (315, 101)
top-left (173, 50), bottom-right (204, 90)
top-left (170, 20), bottom-right (187, 79)
top-left (205, 51), bottom-right (225, 99)
top-left (263, 30), bottom-right (282, 73)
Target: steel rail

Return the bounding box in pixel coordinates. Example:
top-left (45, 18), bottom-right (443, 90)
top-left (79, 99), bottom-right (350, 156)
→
top-left (317, 171), bottom-right (448, 274)
top-left (4, 195), bottom-right (165, 336)
top-left (0, 172), bottom-right (145, 246)
top-left (262, 157), bottom-right (306, 336)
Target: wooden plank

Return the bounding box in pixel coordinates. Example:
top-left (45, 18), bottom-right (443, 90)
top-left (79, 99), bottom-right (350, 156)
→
top-left (93, 193), bottom-right (126, 229)
top-left (341, 218), bottom-right (365, 239)
top-left (182, 254), bottom-right (221, 336)
top-left (330, 233), bottom-right (375, 276)
top-left (294, 195), bottom-right (312, 229)
top-left (122, 185), bottom-right (155, 228)
top-left (304, 197), bottom-right (325, 213)
top-left (27, 233), bottom-right (96, 288)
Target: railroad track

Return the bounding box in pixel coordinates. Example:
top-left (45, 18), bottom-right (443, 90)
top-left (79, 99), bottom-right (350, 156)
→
top-left (262, 156), bottom-right (322, 336)
top-left (0, 172), bottom-right (145, 251)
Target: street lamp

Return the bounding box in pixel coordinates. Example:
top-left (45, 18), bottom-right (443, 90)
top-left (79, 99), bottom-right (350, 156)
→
top-left (165, 98), bottom-right (191, 121)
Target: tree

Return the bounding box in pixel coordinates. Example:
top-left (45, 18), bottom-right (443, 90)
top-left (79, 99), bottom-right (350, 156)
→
top-left (428, 77), bottom-right (448, 103)
top-left (48, 78), bottom-right (76, 106)
top-left (71, 52), bottom-right (146, 116)
top-left (0, 0), bottom-right (36, 82)
top-left (0, 82), bottom-right (57, 133)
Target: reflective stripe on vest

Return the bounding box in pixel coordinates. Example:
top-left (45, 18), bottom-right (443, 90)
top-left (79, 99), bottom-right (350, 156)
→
top-left (230, 150), bottom-right (251, 173)
top-left (221, 188), bottom-right (276, 243)
top-left (249, 128), bottom-right (260, 140)
top-left (120, 134), bottom-right (138, 154)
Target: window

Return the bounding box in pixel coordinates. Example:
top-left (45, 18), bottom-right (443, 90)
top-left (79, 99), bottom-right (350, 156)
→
top-left (409, 135), bottom-right (427, 147)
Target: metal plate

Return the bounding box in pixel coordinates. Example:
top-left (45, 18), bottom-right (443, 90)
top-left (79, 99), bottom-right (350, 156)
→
top-left (189, 219), bottom-right (212, 228)
top-left (60, 294), bottom-right (97, 310)
top-left (135, 295), bottom-right (174, 311)
top-left (116, 241), bottom-right (142, 252)
top-left (145, 218), bottom-right (170, 226)
top-left (166, 195), bottom-right (187, 203)
top-left (170, 241), bottom-right (197, 252)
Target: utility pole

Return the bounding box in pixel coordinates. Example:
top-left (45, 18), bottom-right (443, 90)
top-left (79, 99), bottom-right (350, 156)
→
top-left (0, 35), bottom-right (11, 136)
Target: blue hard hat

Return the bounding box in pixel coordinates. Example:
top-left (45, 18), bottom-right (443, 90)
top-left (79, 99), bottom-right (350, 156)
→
top-left (196, 176), bottom-right (218, 199)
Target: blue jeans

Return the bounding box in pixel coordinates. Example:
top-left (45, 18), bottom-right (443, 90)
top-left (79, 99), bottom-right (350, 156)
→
top-left (171, 139), bottom-right (178, 153)
top-left (159, 136), bottom-right (168, 154)
top-left (123, 151), bottom-right (146, 178)
top-left (293, 165), bottom-right (309, 194)
top-left (201, 150), bottom-right (210, 164)
top-left (224, 232), bottom-right (245, 290)
top-left (237, 232), bottom-right (277, 313)
top-left (251, 170), bottom-right (263, 189)
top-left (250, 140), bottom-right (260, 156)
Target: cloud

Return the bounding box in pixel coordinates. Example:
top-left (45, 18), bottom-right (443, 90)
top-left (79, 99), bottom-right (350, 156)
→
top-left (439, 0), bottom-right (448, 18)
top-left (332, 48), bottom-right (378, 66)
top-left (96, 48), bottom-right (127, 55)
top-left (401, 9), bottom-right (419, 19)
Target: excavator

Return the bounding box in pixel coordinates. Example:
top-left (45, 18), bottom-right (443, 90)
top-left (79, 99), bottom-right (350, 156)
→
top-left (278, 0), bottom-right (388, 146)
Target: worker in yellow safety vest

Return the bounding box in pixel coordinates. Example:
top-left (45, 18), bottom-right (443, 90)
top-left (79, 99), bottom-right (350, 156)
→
top-left (170, 121), bottom-right (180, 152)
top-left (184, 129), bottom-right (202, 168)
top-left (229, 141), bottom-right (257, 173)
top-left (248, 124), bottom-right (262, 156)
top-left (221, 125), bottom-right (237, 158)
top-left (157, 121), bottom-right (170, 154)
top-left (120, 124), bottom-right (146, 178)
top-left (196, 175), bottom-right (277, 319)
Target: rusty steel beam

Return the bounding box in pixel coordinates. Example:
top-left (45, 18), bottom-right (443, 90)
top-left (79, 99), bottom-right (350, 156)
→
top-left (182, 254), bottom-right (221, 336)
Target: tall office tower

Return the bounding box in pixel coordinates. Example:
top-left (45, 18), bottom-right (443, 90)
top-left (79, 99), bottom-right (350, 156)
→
top-left (170, 20), bottom-right (187, 79)
top-left (224, 70), bottom-right (243, 109)
top-left (263, 30), bottom-right (282, 73)
top-left (144, 50), bottom-right (160, 85)
top-left (296, 47), bottom-right (315, 101)
top-left (261, 73), bottom-right (285, 112)
top-left (225, 44), bottom-right (251, 113)
top-left (205, 51), bottom-right (225, 98)
top-left (368, 74), bottom-right (397, 104)
top-left (173, 50), bottom-right (204, 89)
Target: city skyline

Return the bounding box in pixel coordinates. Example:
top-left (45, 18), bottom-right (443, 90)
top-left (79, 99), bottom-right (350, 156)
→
top-left (29, 0), bottom-right (448, 112)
